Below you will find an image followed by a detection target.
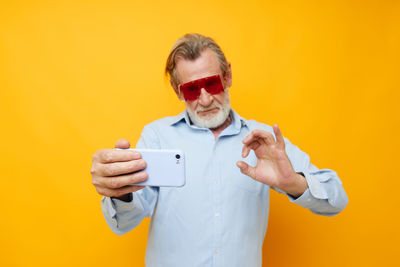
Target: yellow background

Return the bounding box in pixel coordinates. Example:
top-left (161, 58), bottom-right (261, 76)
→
top-left (1, 0), bottom-right (399, 266)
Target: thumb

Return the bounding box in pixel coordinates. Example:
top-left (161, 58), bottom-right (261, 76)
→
top-left (236, 161), bottom-right (257, 180)
top-left (115, 138), bottom-right (130, 149)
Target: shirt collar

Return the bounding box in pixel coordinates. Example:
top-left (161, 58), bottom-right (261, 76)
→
top-left (169, 110), bottom-right (188, 126)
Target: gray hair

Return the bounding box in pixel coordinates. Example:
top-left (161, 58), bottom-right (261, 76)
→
top-left (165, 33), bottom-right (229, 91)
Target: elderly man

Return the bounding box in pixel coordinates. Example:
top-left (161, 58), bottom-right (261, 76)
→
top-left (91, 33), bottom-right (348, 267)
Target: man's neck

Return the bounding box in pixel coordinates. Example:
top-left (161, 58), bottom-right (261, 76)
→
top-left (210, 114), bottom-right (232, 140)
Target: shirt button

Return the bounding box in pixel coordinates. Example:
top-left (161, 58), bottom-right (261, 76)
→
top-left (214, 179), bottom-right (219, 184)
top-left (307, 198), bottom-right (312, 202)
top-left (215, 249), bottom-right (219, 254)
top-left (215, 212), bottom-right (220, 217)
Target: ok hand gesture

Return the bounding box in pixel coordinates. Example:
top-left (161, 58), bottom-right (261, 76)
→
top-left (236, 125), bottom-right (308, 197)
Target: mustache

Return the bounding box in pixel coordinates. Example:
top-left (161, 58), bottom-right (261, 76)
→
top-left (195, 104), bottom-right (222, 113)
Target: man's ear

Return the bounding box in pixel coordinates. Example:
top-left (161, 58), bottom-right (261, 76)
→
top-left (224, 62), bottom-right (232, 88)
top-left (177, 90), bottom-right (184, 101)
top-left (171, 80), bottom-right (184, 101)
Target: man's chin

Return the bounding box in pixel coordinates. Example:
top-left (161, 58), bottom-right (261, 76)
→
top-left (197, 108), bottom-right (219, 117)
top-left (185, 93), bottom-right (231, 129)
top-left (197, 111), bottom-right (218, 120)
top-left (188, 108), bottom-right (230, 129)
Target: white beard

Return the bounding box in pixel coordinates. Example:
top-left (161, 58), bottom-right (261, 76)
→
top-left (186, 92), bottom-right (231, 129)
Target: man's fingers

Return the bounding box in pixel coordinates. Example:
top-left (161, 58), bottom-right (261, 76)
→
top-left (115, 139), bottom-right (130, 149)
top-left (273, 124), bottom-right (285, 148)
top-left (95, 149), bottom-right (141, 164)
top-left (242, 146), bottom-right (250, 158)
top-left (236, 161), bottom-right (257, 180)
top-left (93, 171), bottom-right (148, 189)
top-left (253, 130), bottom-right (275, 145)
top-left (243, 130), bottom-right (275, 146)
top-left (96, 159), bottom-right (146, 177)
top-left (242, 140), bottom-right (261, 158)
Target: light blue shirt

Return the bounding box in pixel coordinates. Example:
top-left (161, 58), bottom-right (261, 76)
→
top-left (101, 109), bottom-right (348, 267)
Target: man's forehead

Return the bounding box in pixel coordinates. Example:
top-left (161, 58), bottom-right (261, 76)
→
top-left (176, 49), bottom-right (222, 84)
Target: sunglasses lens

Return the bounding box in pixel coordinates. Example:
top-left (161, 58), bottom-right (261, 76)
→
top-left (180, 75), bottom-right (224, 101)
top-left (204, 76), bottom-right (224, 95)
top-left (181, 82), bottom-right (200, 101)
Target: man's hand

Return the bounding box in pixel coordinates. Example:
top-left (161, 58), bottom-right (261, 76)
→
top-left (236, 125), bottom-right (308, 198)
top-left (91, 139), bottom-right (148, 200)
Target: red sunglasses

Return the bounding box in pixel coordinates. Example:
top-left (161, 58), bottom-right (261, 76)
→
top-left (178, 75), bottom-right (225, 102)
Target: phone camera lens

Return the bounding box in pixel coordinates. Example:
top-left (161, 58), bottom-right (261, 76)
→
top-left (175, 154), bottom-right (181, 159)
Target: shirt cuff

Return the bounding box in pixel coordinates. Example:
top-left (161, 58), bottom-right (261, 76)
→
top-left (110, 194), bottom-right (137, 212)
top-left (102, 194), bottom-right (136, 219)
top-left (302, 170), bottom-right (328, 199)
top-left (288, 188), bottom-right (315, 208)
top-left (102, 196), bottom-right (117, 219)
top-left (286, 170), bottom-right (329, 204)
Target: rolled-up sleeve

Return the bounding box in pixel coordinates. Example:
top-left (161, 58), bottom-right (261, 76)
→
top-left (101, 125), bottom-right (161, 235)
top-left (101, 186), bottom-right (159, 235)
top-left (277, 137), bottom-right (349, 216)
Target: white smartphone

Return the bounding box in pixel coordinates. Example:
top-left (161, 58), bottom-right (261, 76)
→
top-left (122, 148), bottom-right (186, 187)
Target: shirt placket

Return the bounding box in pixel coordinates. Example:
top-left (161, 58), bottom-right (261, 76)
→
top-left (212, 140), bottom-right (222, 267)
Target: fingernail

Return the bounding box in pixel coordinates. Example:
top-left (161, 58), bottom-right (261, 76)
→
top-left (140, 159), bottom-right (146, 168)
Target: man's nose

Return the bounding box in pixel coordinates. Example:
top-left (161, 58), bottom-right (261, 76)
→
top-left (198, 88), bottom-right (213, 106)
